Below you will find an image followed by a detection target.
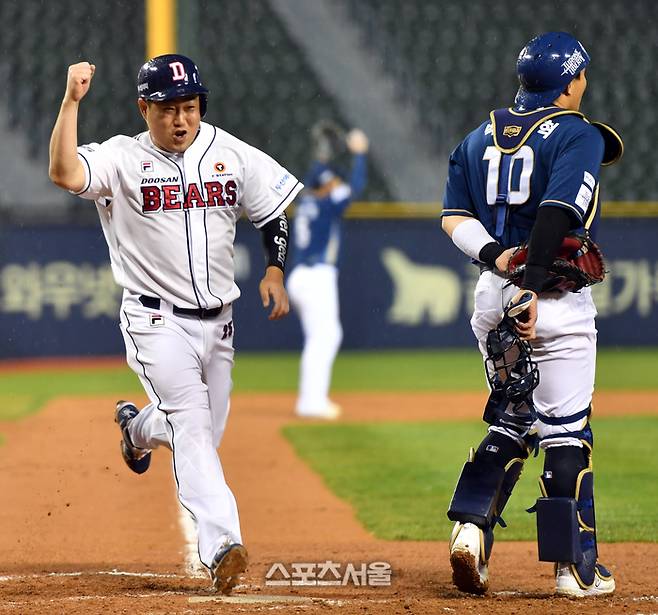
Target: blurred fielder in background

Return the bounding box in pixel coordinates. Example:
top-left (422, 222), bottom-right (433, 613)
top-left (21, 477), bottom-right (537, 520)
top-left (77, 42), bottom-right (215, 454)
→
top-left (287, 121), bottom-right (369, 419)
top-left (441, 32), bottom-right (622, 597)
top-left (48, 54), bottom-right (301, 594)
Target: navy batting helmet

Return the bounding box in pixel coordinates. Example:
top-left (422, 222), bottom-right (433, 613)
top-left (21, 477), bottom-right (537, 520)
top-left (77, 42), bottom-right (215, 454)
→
top-left (514, 32), bottom-right (590, 111)
top-left (137, 54), bottom-right (209, 117)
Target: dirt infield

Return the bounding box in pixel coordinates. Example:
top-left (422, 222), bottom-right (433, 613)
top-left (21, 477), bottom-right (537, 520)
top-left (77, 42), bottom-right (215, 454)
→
top-left (0, 391), bottom-right (656, 614)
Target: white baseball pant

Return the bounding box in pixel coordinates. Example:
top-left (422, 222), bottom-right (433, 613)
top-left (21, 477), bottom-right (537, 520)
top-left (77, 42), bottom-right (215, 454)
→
top-left (287, 263), bottom-right (343, 413)
top-left (119, 291), bottom-right (241, 568)
top-left (470, 271), bottom-right (597, 448)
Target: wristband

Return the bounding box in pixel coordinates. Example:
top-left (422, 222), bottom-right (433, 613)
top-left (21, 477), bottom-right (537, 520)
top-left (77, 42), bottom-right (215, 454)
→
top-left (478, 242), bottom-right (506, 269)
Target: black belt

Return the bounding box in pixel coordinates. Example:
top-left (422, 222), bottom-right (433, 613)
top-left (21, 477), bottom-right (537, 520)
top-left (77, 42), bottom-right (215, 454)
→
top-left (139, 295), bottom-right (223, 319)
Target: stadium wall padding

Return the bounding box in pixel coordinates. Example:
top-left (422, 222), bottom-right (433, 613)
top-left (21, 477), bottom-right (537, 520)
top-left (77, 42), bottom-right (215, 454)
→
top-left (1, 218), bottom-right (656, 358)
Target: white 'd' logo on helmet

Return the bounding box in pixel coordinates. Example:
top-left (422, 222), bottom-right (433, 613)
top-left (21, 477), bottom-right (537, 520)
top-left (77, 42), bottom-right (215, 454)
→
top-left (169, 61), bottom-right (187, 81)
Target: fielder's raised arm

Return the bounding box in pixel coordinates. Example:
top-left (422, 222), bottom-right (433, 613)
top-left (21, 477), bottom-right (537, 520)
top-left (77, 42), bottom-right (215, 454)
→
top-left (49, 62), bottom-right (95, 193)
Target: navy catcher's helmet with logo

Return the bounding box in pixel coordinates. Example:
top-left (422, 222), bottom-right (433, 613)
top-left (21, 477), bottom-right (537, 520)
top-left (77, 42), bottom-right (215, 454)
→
top-left (137, 54), bottom-right (209, 117)
top-left (514, 32), bottom-right (590, 111)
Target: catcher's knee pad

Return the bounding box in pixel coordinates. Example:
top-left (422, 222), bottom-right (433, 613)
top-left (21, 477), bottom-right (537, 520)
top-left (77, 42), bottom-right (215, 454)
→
top-left (537, 411), bottom-right (594, 450)
top-left (534, 444), bottom-right (603, 585)
top-left (448, 432), bottom-right (528, 534)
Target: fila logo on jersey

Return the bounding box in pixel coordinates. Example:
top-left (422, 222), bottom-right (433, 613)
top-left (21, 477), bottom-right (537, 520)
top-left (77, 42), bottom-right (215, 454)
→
top-left (141, 161), bottom-right (154, 173)
top-left (538, 119), bottom-right (559, 139)
top-left (140, 180), bottom-right (238, 213)
top-left (150, 314), bottom-right (164, 327)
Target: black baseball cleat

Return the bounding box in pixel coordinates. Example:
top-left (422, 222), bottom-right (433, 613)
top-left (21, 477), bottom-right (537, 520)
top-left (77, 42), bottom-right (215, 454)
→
top-left (115, 400), bottom-right (151, 474)
top-left (210, 543), bottom-right (249, 595)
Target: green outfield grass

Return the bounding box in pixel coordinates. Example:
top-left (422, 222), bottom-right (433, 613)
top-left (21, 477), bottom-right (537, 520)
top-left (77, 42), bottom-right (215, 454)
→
top-left (283, 416), bottom-right (658, 543)
top-left (0, 348), bottom-right (656, 421)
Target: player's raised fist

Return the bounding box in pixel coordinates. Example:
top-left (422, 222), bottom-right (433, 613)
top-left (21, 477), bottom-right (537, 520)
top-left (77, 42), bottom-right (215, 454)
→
top-left (346, 129), bottom-right (369, 154)
top-left (65, 62), bottom-right (96, 102)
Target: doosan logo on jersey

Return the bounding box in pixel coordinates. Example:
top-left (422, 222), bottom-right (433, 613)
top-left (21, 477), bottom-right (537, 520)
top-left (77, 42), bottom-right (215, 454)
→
top-left (141, 176), bottom-right (179, 184)
top-left (140, 180), bottom-right (238, 213)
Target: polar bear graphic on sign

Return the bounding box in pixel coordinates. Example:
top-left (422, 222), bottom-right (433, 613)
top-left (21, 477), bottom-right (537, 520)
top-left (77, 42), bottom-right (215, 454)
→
top-left (381, 248), bottom-right (461, 326)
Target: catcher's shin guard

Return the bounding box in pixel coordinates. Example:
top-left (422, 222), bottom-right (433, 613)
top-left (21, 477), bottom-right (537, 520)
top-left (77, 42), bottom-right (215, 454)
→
top-left (448, 432), bottom-right (528, 532)
top-left (447, 432), bottom-right (528, 594)
top-left (534, 444), bottom-right (615, 596)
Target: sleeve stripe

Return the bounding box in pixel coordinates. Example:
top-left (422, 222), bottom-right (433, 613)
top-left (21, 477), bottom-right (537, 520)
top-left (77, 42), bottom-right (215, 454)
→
top-left (74, 152), bottom-right (93, 195)
top-left (251, 180), bottom-right (302, 225)
top-left (441, 209), bottom-right (475, 217)
top-left (539, 199), bottom-right (584, 219)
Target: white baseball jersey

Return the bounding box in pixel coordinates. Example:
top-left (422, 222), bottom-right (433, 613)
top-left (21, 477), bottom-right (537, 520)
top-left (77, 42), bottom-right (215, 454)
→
top-left (76, 122), bottom-right (302, 308)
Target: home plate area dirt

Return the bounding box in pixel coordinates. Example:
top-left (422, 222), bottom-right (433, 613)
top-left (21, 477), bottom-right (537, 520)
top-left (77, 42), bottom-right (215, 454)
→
top-left (0, 391), bottom-right (656, 614)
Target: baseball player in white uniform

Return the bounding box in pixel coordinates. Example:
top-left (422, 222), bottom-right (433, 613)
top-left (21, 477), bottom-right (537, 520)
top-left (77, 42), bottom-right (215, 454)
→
top-left (49, 54), bottom-right (302, 594)
top-left (287, 121), bottom-right (368, 419)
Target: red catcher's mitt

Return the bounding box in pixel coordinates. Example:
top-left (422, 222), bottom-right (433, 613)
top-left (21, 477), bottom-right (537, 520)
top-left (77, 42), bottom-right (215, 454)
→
top-left (506, 232), bottom-right (607, 293)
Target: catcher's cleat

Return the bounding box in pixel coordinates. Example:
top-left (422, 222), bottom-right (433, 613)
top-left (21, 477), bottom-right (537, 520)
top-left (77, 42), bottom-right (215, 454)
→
top-left (555, 561), bottom-right (615, 598)
top-left (210, 543), bottom-right (249, 595)
top-left (449, 522), bottom-right (489, 594)
top-left (115, 400), bottom-right (151, 474)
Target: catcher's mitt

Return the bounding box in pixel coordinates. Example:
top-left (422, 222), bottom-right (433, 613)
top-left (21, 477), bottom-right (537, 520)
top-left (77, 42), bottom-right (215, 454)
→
top-left (506, 232), bottom-right (606, 293)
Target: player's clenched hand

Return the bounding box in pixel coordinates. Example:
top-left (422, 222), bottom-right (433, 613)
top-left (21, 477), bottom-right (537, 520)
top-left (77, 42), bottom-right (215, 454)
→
top-left (259, 267), bottom-right (289, 320)
top-left (508, 289), bottom-right (538, 340)
top-left (346, 129), bottom-right (369, 154)
top-left (65, 62), bottom-right (96, 103)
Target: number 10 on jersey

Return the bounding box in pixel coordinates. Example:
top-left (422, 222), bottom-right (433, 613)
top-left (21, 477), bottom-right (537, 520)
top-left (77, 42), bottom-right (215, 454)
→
top-left (483, 145), bottom-right (534, 206)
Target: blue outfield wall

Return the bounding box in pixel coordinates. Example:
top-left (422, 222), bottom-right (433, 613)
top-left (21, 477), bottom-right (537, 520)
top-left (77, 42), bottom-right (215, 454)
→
top-left (0, 217), bottom-right (657, 358)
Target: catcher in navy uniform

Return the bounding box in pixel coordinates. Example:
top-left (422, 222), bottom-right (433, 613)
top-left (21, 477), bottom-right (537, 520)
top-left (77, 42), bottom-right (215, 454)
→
top-left (441, 32), bottom-right (623, 597)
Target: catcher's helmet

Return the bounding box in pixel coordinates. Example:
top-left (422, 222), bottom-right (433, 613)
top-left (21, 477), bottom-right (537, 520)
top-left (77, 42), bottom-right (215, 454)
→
top-left (137, 54), bottom-right (209, 117)
top-left (514, 32), bottom-right (590, 111)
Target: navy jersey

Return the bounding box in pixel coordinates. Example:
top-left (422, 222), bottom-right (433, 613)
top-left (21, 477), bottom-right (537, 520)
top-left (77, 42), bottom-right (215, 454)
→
top-left (442, 107), bottom-right (606, 247)
top-left (292, 154), bottom-right (367, 267)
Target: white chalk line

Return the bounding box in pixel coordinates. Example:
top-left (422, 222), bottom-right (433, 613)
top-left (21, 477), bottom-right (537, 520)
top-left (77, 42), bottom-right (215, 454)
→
top-left (0, 570), bottom-right (188, 582)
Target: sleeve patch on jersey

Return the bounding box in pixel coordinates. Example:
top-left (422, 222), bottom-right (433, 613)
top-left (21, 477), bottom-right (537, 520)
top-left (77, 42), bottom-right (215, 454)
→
top-left (575, 184), bottom-right (593, 212)
top-left (271, 172), bottom-right (295, 196)
top-left (583, 171), bottom-right (596, 190)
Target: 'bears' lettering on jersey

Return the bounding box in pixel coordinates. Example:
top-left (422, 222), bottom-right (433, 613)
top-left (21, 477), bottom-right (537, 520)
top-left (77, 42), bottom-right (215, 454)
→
top-left (140, 180), bottom-right (238, 213)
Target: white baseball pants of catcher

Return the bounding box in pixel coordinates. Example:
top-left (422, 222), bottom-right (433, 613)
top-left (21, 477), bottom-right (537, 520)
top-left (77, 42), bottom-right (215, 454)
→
top-left (470, 271), bottom-right (598, 449)
top-left (119, 290), bottom-right (240, 568)
top-left (287, 263), bottom-right (343, 414)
